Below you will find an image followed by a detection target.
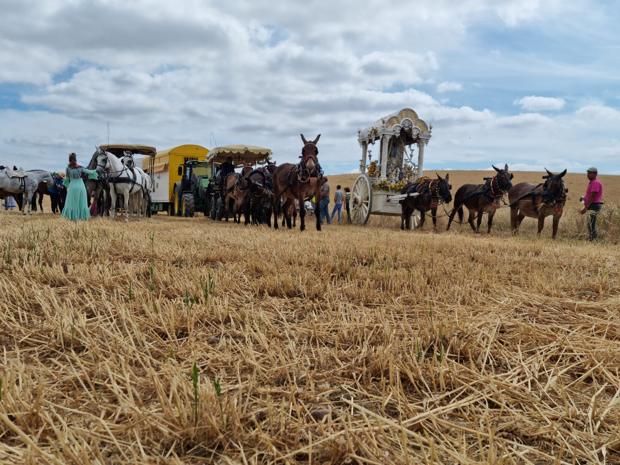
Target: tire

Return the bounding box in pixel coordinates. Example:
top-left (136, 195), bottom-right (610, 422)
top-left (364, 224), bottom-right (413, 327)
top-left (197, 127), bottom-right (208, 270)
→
top-left (183, 193), bottom-right (195, 217)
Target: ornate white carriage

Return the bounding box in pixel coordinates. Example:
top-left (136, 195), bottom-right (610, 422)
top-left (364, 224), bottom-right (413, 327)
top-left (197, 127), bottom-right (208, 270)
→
top-left (349, 108), bottom-right (431, 225)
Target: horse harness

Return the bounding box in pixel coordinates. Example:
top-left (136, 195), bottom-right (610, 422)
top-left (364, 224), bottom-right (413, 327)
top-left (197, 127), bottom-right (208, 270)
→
top-left (410, 178), bottom-right (442, 209)
top-left (510, 181), bottom-right (566, 214)
top-left (97, 155), bottom-right (141, 195)
top-left (459, 174), bottom-right (508, 206)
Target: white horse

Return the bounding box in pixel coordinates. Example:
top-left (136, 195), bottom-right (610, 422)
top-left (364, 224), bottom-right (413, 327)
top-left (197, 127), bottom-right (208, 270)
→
top-left (120, 153), bottom-right (152, 217)
top-left (0, 166), bottom-right (53, 215)
top-left (95, 149), bottom-right (148, 219)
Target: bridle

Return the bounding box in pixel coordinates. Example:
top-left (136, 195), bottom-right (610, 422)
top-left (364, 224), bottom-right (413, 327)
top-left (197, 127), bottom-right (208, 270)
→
top-left (297, 143), bottom-right (319, 182)
top-left (489, 172), bottom-right (510, 199)
top-left (542, 177), bottom-right (567, 209)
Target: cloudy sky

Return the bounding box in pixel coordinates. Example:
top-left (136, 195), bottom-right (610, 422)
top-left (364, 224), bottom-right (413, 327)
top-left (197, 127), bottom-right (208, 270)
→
top-left (1, 0), bottom-right (619, 174)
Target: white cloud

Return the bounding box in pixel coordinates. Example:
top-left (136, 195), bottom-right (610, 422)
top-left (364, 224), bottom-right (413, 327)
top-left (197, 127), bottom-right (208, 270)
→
top-left (514, 96), bottom-right (566, 112)
top-left (436, 81), bottom-right (463, 93)
top-left (0, 0), bottom-right (618, 175)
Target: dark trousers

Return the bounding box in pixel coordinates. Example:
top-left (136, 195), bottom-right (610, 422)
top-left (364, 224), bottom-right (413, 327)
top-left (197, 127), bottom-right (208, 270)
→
top-left (587, 203), bottom-right (602, 240)
top-left (319, 198), bottom-right (331, 224)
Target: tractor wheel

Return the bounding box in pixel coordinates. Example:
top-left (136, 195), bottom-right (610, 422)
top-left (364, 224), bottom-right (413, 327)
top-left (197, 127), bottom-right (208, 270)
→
top-left (183, 193), bottom-right (195, 217)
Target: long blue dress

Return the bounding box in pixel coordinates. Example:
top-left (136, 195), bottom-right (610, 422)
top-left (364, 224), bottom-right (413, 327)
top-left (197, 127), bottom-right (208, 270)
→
top-left (62, 166), bottom-right (98, 221)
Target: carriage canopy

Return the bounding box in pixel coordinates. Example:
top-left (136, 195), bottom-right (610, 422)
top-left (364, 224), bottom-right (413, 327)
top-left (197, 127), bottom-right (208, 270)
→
top-left (99, 144), bottom-right (157, 158)
top-left (206, 145), bottom-right (272, 166)
top-left (357, 108), bottom-right (430, 146)
top-left (356, 108), bottom-right (431, 181)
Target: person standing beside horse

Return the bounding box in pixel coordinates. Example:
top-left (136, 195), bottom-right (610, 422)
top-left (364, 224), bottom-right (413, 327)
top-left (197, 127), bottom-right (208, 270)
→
top-left (62, 153), bottom-right (98, 221)
top-left (580, 167), bottom-right (604, 241)
top-left (344, 187), bottom-right (352, 224)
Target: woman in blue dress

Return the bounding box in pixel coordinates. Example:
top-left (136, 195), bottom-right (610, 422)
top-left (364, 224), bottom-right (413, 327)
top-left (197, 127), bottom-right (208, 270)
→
top-left (62, 153), bottom-right (98, 221)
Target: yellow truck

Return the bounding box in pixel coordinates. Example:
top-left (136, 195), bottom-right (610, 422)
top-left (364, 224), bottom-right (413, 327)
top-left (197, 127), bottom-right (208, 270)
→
top-left (144, 144), bottom-right (209, 215)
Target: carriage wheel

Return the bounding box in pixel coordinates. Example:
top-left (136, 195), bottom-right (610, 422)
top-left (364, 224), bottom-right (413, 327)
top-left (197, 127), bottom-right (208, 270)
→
top-left (350, 174), bottom-right (371, 225)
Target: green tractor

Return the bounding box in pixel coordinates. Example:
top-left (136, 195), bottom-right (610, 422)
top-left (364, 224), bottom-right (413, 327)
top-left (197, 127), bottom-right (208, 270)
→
top-left (175, 160), bottom-right (213, 217)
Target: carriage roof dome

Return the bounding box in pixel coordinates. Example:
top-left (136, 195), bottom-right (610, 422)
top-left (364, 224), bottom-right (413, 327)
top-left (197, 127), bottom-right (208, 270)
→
top-left (155, 144), bottom-right (209, 158)
top-left (357, 108), bottom-right (431, 145)
top-left (99, 144), bottom-right (157, 158)
top-left (207, 145), bottom-right (272, 165)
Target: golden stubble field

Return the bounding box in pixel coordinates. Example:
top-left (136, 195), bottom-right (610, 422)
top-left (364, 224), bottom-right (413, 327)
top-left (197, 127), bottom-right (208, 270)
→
top-left (1, 171), bottom-right (619, 464)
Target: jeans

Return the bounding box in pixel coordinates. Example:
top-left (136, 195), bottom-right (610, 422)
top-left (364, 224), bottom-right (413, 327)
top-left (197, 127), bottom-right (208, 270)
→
top-left (319, 198), bottom-right (331, 224)
top-left (331, 203), bottom-right (342, 224)
top-left (587, 203), bottom-right (602, 241)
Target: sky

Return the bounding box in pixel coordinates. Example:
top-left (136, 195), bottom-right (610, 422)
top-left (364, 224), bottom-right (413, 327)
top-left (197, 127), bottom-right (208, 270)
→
top-left (0, 0), bottom-right (619, 174)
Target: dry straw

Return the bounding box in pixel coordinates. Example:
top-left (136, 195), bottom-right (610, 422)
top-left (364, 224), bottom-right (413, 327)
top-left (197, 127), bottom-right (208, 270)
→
top-left (0, 212), bottom-right (619, 464)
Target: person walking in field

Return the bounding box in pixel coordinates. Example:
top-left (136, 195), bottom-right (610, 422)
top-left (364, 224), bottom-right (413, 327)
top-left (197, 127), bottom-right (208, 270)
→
top-left (62, 153), bottom-right (98, 221)
top-left (580, 167), bottom-right (604, 241)
top-left (330, 184), bottom-right (344, 224)
top-left (344, 187), bottom-right (351, 224)
top-left (319, 178), bottom-right (331, 224)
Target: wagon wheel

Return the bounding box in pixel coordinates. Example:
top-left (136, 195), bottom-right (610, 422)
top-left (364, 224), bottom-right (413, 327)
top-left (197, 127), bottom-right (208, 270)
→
top-left (350, 174), bottom-right (371, 225)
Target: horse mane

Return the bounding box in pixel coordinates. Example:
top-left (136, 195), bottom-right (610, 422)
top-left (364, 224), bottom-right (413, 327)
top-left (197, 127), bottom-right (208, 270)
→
top-left (87, 150), bottom-right (99, 170)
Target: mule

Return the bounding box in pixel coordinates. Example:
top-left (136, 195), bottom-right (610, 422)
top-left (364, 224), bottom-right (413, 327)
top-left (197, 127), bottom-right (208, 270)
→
top-left (272, 134), bottom-right (322, 231)
top-left (446, 164), bottom-right (513, 234)
top-left (400, 174), bottom-right (452, 231)
top-left (246, 166), bottom-right (275, 226)
top-left (508, 169), bottom-right (567, 239)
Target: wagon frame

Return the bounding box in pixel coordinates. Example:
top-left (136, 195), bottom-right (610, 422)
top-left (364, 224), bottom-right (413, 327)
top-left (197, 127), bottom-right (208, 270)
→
top-left (349, 108), bottom-right (431, 225)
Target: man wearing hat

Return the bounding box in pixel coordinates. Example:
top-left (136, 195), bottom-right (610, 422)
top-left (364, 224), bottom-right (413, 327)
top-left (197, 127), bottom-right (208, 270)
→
top-left (580, 167), bottom-right (604, 241)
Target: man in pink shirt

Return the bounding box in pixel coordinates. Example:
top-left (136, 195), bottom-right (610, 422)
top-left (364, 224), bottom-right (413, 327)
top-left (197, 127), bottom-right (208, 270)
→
top-left (580, 167), bottom-right (604, 240)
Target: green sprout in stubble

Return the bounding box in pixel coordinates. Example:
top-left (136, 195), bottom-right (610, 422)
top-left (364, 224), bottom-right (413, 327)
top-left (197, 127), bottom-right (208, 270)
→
top-left (202, 274), bottom-right (215, 302)
top-left (148, 264), bottom-right (155, 292)
top-left (213, 377), bottom-right (224, 424)
top-left (191, 362), bottom-right (199, 426)
top-left (213, 377), bottom-right (221, 397)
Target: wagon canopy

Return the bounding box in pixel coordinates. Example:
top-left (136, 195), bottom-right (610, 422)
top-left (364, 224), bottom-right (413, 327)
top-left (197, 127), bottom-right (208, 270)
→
top-left (99, 144), bottom-right (157, 158)
top-left (357, 108), bottom-right (431, 146)
top-left (206, 145), bottom-right (272, 165)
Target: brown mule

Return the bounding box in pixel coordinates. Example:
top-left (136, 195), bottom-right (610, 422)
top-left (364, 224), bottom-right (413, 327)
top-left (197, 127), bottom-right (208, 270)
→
top-left (508, 168), bottom-right (567, 239)
top-left (272, 134), bottom-right (323, 231)
top-left (223, 173), bottom-right (241, 222)
top-left (400, 174), bottom-right (452, 231)
top-left (446, 164), bottom-right (513, 234)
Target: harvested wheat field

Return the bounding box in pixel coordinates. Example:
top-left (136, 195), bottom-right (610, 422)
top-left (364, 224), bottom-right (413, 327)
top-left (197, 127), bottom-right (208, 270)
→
top-left (1, 210), bottom-right (620, 464)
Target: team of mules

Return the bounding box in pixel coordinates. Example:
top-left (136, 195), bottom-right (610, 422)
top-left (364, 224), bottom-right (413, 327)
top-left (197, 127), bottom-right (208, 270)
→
top-left (398, 164), bottom-right (568, 238)
top-left (218, 134), bottom-right (324, 231)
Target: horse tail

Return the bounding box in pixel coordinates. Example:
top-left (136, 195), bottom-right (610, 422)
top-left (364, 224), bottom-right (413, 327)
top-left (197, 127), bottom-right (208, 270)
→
top-left (456, 204), bottom-right (464, 224)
